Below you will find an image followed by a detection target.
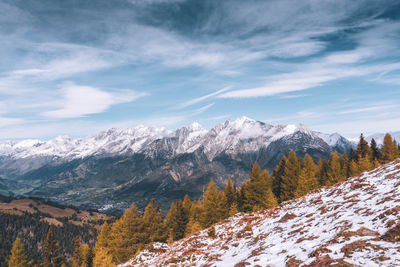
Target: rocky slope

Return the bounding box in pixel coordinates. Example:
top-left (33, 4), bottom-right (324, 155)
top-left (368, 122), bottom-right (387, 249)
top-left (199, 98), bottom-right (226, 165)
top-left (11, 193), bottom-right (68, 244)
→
top-left (123, 159), bottom-right (400, 266)
top-left (0, 117), bottom-right (353, 212)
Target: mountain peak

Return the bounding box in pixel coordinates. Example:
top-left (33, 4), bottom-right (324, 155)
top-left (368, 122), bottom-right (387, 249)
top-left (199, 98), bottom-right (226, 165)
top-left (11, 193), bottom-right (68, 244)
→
top-left (187, 122), bottom-right (204, 132)
top-left (232, 116), bottom-right (256, 125)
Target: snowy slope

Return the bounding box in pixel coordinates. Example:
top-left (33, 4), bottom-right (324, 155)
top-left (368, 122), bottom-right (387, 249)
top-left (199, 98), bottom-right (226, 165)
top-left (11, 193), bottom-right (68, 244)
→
top-left (122, 159), bottom-right (400, 267)
top-left (0, 117), bottom-right (345, 162)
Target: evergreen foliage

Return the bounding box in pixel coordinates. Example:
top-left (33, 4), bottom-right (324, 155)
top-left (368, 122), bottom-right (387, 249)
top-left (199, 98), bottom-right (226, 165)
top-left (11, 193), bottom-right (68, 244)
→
top-left (92, 223), bottom-right (113, 267)
top-left (8, 238), bottom-right (30, 267)
top-left (42, 229), bottom-right (64, 267)
top-left (279, 150), bottom-right (301, 202)
top-left (294, 154), bottom-right (318, 197)
top-left (108, 203), bottom-right (144, 264)
top-left (382, 134), bottom-right (398, 163)
top-left (71, 238), bottom-right (81, 267)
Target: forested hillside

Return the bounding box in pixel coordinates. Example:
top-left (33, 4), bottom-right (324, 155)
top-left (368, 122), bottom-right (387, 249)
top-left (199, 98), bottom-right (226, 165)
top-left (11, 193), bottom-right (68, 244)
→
top-left (0, 197), bottom-right (113, 266)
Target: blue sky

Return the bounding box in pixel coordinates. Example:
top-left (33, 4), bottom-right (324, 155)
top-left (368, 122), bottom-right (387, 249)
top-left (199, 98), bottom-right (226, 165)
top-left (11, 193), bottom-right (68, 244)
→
top-left (1, 0), bottom-right (400, 139)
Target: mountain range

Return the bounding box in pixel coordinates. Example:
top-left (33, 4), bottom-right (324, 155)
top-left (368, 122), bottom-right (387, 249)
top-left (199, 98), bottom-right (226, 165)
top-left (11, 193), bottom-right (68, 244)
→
top-left (0, 116), bottom-right (380, 213)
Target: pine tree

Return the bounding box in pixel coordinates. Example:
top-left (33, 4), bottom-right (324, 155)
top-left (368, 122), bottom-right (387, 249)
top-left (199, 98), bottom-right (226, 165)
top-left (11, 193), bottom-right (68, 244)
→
top-left (236, 188), bottom-right (245, 212)
top-left (263, 188), bottom-right (278, 209)
top-left (80, 245), bottom-right (93, 267)
top-left (242, 163), bottom-right (271, 212)
top-left (217, 191), bottom-right (229, 219)
top-left (165, 200), bottom-right (188, 241)
top-left (188, 200), bottom-right (203, 224)
top-left (42, 229), bottom-right (64, 267)
top-left (348, 147), bottom-right (356, 161)
top-left (317, 158), bottom-right (329, 185)
top-left (370, 138), bottom-right (380, 161)
top-left (272, 156), bottom-right (287, 200)
top-left (339, 153), bottom-right (349, 179)
top-left (182, 194), bottom-right (192, 219)
top-left (279, 150), bottom-right (301, 202)
top-left (295, 154), bottom-right (318, 197)
top-left (224, 177), bottom-right (236, 209)
top-left (71, 237), bottom-right (81, 267)
top-left (109, 203), bottom-right (144, 264)
top-left (228, 202), bottom-right (239, 217)
top-left (358, 155), bottom-right (373, 172)
top-left (356, 134), bottom-right (372, 160)
top-left (348, 160), bottom-right (360, 177)
top-left (184, 219), bottom-right (203, 237)
top-left (381, 133), bottom-right (398, 163)
top-left (142, 199), bottom-right (166, 242)
top-left (200, 179), bottom-right (220, 228)
top-left (93, 222), bottom-right (113, 267)
top-left (326, 151), bottom-right (345, 185)
top-left (8, 238), bottom-right (30, 267)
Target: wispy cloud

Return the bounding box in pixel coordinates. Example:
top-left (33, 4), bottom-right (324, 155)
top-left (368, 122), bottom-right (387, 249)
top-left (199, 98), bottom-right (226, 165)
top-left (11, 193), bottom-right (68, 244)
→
top-left (42, 83), bottom-right (146, 118)
top-left (177, 86), bottom-right (231, 109)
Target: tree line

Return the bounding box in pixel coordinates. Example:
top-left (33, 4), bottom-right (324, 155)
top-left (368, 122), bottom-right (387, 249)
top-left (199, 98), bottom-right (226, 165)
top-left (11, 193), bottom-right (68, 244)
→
top-left (7, 133), bottom-right (400, 266)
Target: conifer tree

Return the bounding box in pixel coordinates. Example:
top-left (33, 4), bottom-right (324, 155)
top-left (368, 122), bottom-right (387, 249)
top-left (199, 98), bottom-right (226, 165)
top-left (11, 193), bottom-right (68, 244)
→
top-left (381, 133), bottom-right (398, 163)
top-left (295, 154), bottom-right (318, 197)
top-left (317, 158), bottom-right (329, 185)
top-left (8, 238), bottom-right (30, 267)
top-left (236, 188), bottom-right (245, 212)
top-left (185, 200), bottom-right (203, 237)
top-left (242, 163), bottom-right (271, 212)
top-left (224, 177), bottom-right (236, 209)
top-left (182, 194), bottom-right (192, 219)
top-left (272, 156), bottom-right (287, 200)
top-left (184, 219), bottom-right (203, 237)
top-left (279, 150), bottom-right (301, 202)
top-left (326, 151), bottom-right (345, 185)
top-left (71, 237), bottom-right (81, 267)
top-left (201, 179), bottom-right (220, 227)
top-left (339, 153), bottom-right (349, 179)
top-left (93, 222), bottom-right (113, 267)
top-left (358, 155), bottom-right (373, 172)
top-left (109, 203), bottom-right (144, 264)
top-left (356, 134), bottom-right (372, 160)
top-left (217, 191), bottom-right (229, 219)
top-left (142, 199), bottom-right (166, 242)
top-left (348, 147), bottom-right (356, 161)
top-left (80, 245), bottom-right (93, 267)
top-left (188, 200), bottom-right (203, 224)
top-left (228, 202), bottom-right (239, 217)
top-left (370, 138), bottom-right (380, 161)
top-left (348, 160), bottom-right (360, 177)
top-left (42, 229), bottom-right (64, 267)
top-left (262, 187), bottom-right (278, 209)
top-left (165, 200), bottom-right (188, 241)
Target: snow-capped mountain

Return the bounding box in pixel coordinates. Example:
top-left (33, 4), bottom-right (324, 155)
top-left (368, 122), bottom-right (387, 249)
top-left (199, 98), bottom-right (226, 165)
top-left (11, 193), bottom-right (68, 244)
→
top-left (0, 117), bottom-right (353, 212)
top-left (123, 159), bottom-right (400, 266)
top-left (366, 131), bottom-right (400, 145)
top-left (0, 116), bottom-right (350, 163)
top-left (316, 132), bottom-right (355, 154)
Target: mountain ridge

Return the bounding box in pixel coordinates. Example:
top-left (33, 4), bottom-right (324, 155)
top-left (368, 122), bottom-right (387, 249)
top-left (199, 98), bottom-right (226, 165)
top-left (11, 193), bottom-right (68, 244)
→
top-left (0, 117), bottom-right (354, 213)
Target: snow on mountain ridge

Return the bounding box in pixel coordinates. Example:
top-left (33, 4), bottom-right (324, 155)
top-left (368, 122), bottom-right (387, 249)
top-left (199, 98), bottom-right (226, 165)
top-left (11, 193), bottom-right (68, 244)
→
top-left (0, 117), bottom-right (348, 161)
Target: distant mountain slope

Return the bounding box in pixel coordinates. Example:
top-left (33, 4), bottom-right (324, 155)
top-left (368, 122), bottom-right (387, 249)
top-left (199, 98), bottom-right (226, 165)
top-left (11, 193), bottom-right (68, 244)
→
top-left (123, 159), bottom-right (400, 266)
top-left (0, 117), bottom-right (353, 212)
